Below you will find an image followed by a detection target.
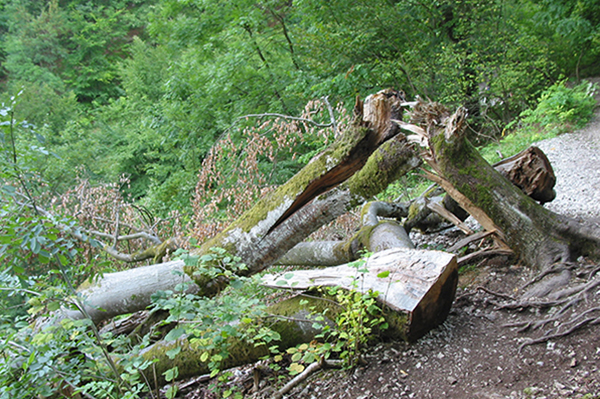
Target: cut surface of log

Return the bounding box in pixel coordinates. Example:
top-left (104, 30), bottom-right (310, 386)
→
top-left (262, 248), bottom-right (458, 341)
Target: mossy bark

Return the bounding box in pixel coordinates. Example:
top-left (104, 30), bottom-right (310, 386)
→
top-left (140, 294), bottom-right (338, 386)
top-left (140, 287), bottom-right (420, 387)
top-left (187, 91), bottom-right (421, 292)
top-left (422, 105), bottom-right (600, 269)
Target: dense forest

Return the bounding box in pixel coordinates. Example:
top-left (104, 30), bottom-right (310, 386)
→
top-left (1, 0), bottom-right (600, 398)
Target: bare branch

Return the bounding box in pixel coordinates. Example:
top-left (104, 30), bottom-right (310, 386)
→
top-left (322, 96), bottom-right (338, 137)
top-left (238, 113), bottom-right (333, 128)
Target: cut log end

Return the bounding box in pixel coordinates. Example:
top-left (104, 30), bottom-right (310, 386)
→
top-left (262, 248), bottom-right (458, 342)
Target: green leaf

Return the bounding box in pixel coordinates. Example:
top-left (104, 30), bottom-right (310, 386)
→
top-left (165, 327), bottom-right (185, 341)
top-left (200, 352), bottom-right (209, 362)
top-left (166, 346), bottom-right (182, 359)
top-left (165, 385), bottom-right (178, 399)
top-left (164, 366), bottom-right (179, 382)
top-left (377, 270), bottom-right (390, 278)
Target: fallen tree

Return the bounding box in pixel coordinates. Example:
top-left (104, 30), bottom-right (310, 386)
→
top-left (408, 101), bottom-right (600, 290)
top-left (141, 248), bottom-right (457, 386)
top-left (44, 90), bottom-right (600, 395)
top-left (63, 90), bottom-right (424, 325)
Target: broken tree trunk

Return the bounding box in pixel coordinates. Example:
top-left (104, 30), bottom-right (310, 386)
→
top-left (493, 146), bottom-right (556, 204)
top-left (186, 89), bottom-right (421, 294)
top-left (412, 101), bottom-right (600, 270)
top-left (404, 145), bottom-right (557, 233)
top-left (62, 90), bottom-right (421, 325)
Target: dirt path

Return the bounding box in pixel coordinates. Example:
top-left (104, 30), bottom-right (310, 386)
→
top-left (279, 84), bottom-right (600, 399)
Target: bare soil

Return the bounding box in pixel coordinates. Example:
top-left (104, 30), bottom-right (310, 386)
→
top-left (178, 83), bottom-right (600, 399)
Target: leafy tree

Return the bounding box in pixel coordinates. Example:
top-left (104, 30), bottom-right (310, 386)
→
top-left (531, 0), bottom-right (600, 79)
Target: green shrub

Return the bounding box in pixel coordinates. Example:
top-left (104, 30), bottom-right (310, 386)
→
top-left (480, 80), bottom-right (597, 164)
top-left (519, 80), bottom-right (597, 133)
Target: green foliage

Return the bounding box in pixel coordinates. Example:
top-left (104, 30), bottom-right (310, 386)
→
top-left (283, 253), bottom-right (387, 374)
top-left (480, 80), bottom-right (598, 163)
top-left (152, 247), bottom-right (280, 379)
top-left (518, 80), bottom-right (598, 132)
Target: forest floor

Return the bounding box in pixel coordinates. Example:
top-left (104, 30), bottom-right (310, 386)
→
top-left (179, 81), bottom-right (600, 399)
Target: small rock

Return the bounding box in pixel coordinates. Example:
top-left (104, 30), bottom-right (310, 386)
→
top-left (447, 376), bottom-right (458, 385)
top-left (570, 358), bottom-right (578, 368)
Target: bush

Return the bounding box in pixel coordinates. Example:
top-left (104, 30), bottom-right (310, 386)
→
top-left (480, 80), bottom-right (598, 164)
top-left (518, 80), bottom-right (597, 134)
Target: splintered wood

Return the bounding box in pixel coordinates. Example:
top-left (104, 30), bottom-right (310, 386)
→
top-left (262, 248), bottom-right (458, 341)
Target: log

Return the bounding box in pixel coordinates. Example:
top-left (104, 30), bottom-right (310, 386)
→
top-left (186, 89), bottom-right (421, 294)
top-left (142, 248), bottom-right (457, 386)
top-left (263, 247), bottom-right (458, 341)
top-left (276, 201), bottom-right (414, 267)
top-left (54, 90), bottom-right (421, 326)
top-left (404, 145), bottom-right (556, 233)
top-left (57, 260), bottom-right (196, 325)
top-left (411, 101), bottom-right (600, 269)
top-left (493, 146), bottom-right (556, 204)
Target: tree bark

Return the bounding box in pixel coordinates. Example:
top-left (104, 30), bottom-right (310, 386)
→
top-left (186, 90), bottom-right (421, 295)
top-left (412, 101), bottom-right (600, 269)
top-left (141, 247), bottom-right (457, 386)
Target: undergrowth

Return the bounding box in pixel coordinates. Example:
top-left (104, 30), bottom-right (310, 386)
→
top-left (479, 80), bottom-right (597, 164)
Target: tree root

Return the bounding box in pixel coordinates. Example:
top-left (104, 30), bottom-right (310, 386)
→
top-left (272, 358), bottom-right (343, 399)
top-left (497, 269), bottom-right (600, 350)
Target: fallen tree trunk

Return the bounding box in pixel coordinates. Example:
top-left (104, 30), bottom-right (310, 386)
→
top-left (411, 101), bottom-right (600, 270)
top-left (141, 248), bottom-right (457, 386)
top-left (187, 90), bottom-right (422, 294)
top-left (264, 247), bottom-right (458, 341)
top-left (404, 145), bottom-right (557, 233)
top-left (276, 201), bottom-right (413, 267)
top-left (64, 90), bottom-right (421, 325)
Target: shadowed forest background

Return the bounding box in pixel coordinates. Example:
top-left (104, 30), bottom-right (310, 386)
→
top-left (1, 0), bottom-right (600, 398)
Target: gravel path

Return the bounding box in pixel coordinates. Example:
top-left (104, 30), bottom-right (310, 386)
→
top-left (535, 78), bottom-right (600, 224)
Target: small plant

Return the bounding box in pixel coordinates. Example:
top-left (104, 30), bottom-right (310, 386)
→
top-left (283, 252), bottom-right (387, 373)
top-left (152, 246), bottom-right (281, 385)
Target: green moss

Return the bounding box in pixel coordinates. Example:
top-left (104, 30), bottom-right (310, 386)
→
top-left (347, 137), bottom-right (420, 199)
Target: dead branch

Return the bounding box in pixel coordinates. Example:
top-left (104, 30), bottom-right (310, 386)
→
top-left (16, 198), bottom-right (175, 263)
top-left (238, 113), bottom-right (333, 128)
top-left (272, 358), bottom-right (343, 399)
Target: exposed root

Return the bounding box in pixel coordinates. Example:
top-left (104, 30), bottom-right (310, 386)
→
top-left (497, 267), bottom-right (600, 350)
top-left (518, 310), bottom-right (600, 352)
top-left (272, 358), bottom-right (342, 399)
top-left (475, 286), bottom-right (515, 301)
top-left (520, 261), bottom-right (574, 292)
